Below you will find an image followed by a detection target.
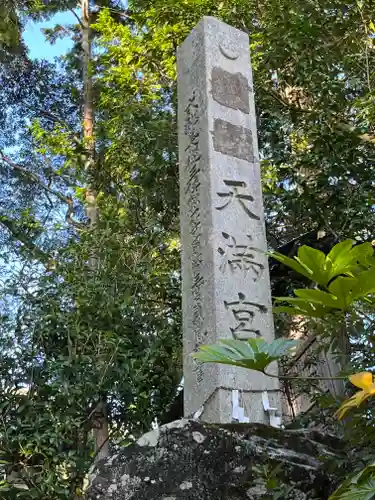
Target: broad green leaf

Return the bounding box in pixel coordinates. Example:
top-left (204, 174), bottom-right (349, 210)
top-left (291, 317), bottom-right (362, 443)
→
top-left (326, 239), bottom-right (357, 281)
top-left (265, 337), bottom-right (299, 357)
top-left (269, 251), bottom-right (314, 280)
top-left (321, 269), bottom-right (375, 311)
top-left (351, 267), bottom-right (375, 299)
top-left (327, 239), bottom-right (355, 264)
top-left (217, 338), bottom-right (258, 360)
top-left (273, 301), bottom-right (331, 318)
top-left (330, 480), bottom-right (375, 500)
top-left (345, 242), bottom-right (374, 268)
top-left (329, 463), bottom-right (375, 500)
top-left (271, 241), bottom-right (374, 291)
top-left (274, 262), bottom-right (375, 319)
top-left (328, 276), bottom-right (358, 310)
top-left (296, 245), bottom-right (328, 286)
top-left (327, 242), bottom-right (374, 283)
top-left (192, 338), bottom-right (298, 372)
top-left (294, 288), bottom-right (344, 308)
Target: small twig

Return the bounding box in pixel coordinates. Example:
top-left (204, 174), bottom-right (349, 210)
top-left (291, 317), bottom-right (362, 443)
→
top-left (315, 206), bottom-right (340, 240)
top-left (103, 6), bottom-right (133, 18)
top-left (98, 346), bottom-right (118, 388)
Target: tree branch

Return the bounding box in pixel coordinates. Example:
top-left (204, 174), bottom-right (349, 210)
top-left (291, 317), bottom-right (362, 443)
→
top-left (267, 88), bottom-right (375, 145)
top-left (62, 0), bottom-right (85, 29)
top-left (336, 122), bottom-right (375, 145)
top-left (24, 105), bottom-right (81, 147)
top-left (0, 216), bottom-right (50, 263)
top-left (0, 151), bottom-right (85, 229)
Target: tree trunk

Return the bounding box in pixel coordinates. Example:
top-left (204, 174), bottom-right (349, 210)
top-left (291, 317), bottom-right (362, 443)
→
top-left (82, 0), bottom-right (94, 162)
top-left (92, 399), bottom-right (110, 461)
top-left (81, 0), bottom-right (110, 461)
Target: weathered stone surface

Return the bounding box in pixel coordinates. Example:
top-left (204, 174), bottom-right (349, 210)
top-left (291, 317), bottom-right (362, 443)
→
top-left (177, 16), bottom-right (280, 424)
top-left (211, 67), bottom-right (250, 113)
top-left (86, 419), bottom-right (344, 499)
top-left (212, 119), bottom-right (254, 161)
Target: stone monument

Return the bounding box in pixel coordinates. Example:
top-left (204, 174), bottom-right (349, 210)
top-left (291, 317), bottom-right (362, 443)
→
top-left (177, 17), bottom-right (281, 424)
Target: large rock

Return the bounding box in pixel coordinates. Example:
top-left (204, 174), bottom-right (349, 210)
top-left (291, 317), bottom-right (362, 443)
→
top-left (87, 419), bottom-right (345, 499)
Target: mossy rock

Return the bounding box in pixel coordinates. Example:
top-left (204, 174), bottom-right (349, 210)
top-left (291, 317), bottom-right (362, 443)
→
top-left (87, 419), bottom-right (345, 499)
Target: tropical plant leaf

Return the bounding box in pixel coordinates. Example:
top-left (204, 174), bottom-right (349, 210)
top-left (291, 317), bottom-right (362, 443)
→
top-left (326, 239), bottom-right (360, 281)
top-left (327, 270), bottom-right (375, 309)
top-left (273, 301), bottom-right (331, 318)
top-left (326, 239), bottom-right (355, 265)
top-left (274, 292), bottom-right (340, 313)
top-left (269, 251), bottom-right (314, 280)
top-left (331, 480), bottom-right (375, 500)
top-left (327, 276), bottom-right (358, 310)
top-left (192, 338), bottom-right (298, 372)
top-left (344, 242), bottom-right (375, 269)
top-left (265, 337), bottom-right (299, 357)
top-left (296, 245), bottom-right (328, 285)
top-left (329, 463), bottom-right (375, 500)
top-left (274, 263), bottom-right (375, 319)
top-left (352, 267), bottom-right (375, 299)
top-left (271, 240), bottom-right (375, 289)
top-left (294, 288), bottom-right (344, 308)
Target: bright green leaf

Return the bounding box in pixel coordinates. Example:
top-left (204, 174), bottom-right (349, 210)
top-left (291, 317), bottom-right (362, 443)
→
top-left (192, 338), bottom-right (298, 372)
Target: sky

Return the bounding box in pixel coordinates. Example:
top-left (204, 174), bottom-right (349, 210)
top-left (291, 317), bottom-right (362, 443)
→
top-left (23, 11), bottom-right (76, 61)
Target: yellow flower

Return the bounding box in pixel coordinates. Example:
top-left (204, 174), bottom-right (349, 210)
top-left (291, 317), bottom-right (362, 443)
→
top-left (336, 372), bottom-right (375, 420)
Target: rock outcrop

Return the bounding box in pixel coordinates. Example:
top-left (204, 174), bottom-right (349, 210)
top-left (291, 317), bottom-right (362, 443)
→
top-left (87, 419), bottom-right (345, 499)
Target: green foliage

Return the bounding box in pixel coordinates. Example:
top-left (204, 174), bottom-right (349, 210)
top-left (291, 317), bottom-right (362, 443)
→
top-left (0, 211), bottom-right (182, 497)
top-left (0, 1), bottom-right (182, 496)
top-left (271, 240), bottom-right (373, 288)
top-left (252, 463), bottom-right (295, 499)
top-left (272, 240), bottom-right (375, 499)
top-left (273, 240), bottom-right (375, 316)
top-left (196, 239), bottom-right (375, 498)
top-left (329, 463), bottom-right (375, 500)
top-left (0, 0), bottom-right (25, 60)
top-left (193, 338), bottom-right (298, 373)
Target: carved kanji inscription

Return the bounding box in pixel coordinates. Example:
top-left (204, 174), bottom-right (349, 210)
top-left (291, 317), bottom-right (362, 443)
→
top-left (216, 180), bottom-right (260, 220)
top-left (225, 292), bottom-right (267, 340)
top-left (218, 232), bottom-right (265, 281)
